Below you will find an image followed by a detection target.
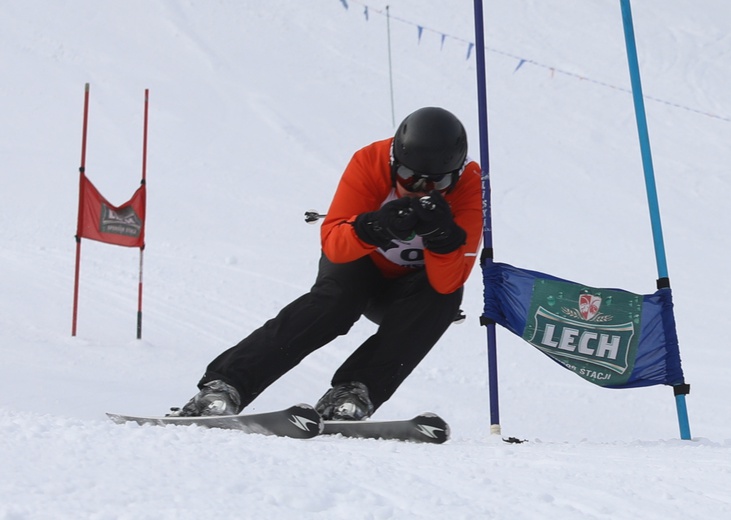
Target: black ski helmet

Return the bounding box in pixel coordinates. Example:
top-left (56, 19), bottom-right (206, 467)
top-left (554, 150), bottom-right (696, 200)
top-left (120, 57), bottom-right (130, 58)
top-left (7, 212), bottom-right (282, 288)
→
top-left (392, 107), bottom-right (467, 192)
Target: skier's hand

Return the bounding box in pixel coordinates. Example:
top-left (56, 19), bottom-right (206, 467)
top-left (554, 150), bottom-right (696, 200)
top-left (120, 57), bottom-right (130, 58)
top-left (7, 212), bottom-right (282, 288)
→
top-left (411, 191), bottom-right (466, 254)
top-left (353, 197), bottom-right (418, 248)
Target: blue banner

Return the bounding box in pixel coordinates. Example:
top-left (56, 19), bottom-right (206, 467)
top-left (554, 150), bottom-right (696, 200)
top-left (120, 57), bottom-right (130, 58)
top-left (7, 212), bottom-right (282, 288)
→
top-left (483, 263), bottom-right (685, 389)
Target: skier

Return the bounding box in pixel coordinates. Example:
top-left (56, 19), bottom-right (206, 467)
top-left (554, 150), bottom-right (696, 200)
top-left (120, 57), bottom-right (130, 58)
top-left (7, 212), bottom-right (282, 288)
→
top-left (171, 107), bottom-right (483, 420)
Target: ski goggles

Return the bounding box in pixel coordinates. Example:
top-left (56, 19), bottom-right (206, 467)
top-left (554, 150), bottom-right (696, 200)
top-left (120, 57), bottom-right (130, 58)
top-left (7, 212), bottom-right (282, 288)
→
top-left (393, 162), bottom-right (455, 193)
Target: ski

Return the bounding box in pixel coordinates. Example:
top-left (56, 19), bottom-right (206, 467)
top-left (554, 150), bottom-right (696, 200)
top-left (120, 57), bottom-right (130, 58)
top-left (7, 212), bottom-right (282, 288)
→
top-left (322, 412), bottom-right (450, 444)
top-left (106, 403), bottom-right (323, 439)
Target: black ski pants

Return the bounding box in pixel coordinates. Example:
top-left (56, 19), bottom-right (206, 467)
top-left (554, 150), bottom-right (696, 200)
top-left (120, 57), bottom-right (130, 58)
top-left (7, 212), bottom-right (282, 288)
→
top-left (201, 252), bottom-right (463, 411)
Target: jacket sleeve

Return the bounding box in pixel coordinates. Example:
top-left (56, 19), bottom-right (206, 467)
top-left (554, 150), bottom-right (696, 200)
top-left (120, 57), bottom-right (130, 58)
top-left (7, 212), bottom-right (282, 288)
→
top-left (320, 141), bottom-right (393, 263)
top-left (423, 162), bottom-right (483, 294)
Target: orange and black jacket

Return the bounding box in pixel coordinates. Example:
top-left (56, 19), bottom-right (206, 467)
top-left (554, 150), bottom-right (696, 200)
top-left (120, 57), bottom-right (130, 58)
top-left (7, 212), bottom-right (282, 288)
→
top-left (321, 138), bottom-right (483, 295)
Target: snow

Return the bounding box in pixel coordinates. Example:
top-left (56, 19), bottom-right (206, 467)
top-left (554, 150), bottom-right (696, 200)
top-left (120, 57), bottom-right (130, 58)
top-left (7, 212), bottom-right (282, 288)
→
top-left (1, 0), bottom-right (730, 518)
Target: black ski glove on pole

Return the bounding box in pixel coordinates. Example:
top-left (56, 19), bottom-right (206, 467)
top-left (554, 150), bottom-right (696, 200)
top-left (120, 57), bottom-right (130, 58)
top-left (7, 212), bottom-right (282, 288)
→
top-left (353, 197), bottom-right (418, 248)
top-left (411, 190), bottom-right (467, 254)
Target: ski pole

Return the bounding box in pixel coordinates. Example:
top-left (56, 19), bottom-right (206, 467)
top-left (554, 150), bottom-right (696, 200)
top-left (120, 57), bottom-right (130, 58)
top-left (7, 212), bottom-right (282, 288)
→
top-left (305, 195), bottom-right (434, 224)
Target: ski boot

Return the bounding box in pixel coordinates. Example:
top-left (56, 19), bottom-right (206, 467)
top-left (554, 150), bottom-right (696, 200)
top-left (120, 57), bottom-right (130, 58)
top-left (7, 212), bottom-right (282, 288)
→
top-left (315, 381), bottom-right (374, 421)
top-left (168, 380), bottom-right (242, 417)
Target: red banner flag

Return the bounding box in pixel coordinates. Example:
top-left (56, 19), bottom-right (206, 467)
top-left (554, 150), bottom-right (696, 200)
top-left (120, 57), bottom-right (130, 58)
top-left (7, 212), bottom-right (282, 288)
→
top-left (77, 173), bottom-right (146, 248)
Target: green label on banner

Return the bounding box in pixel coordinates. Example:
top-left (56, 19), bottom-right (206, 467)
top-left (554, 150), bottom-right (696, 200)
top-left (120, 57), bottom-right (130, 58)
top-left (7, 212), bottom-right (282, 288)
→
top-left (522, 279), bottom-right (642, 387)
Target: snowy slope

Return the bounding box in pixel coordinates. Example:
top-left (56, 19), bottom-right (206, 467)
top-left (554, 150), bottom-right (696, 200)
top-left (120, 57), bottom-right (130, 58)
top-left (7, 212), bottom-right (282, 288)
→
top-left (1, 1), bottom-right (730, 518)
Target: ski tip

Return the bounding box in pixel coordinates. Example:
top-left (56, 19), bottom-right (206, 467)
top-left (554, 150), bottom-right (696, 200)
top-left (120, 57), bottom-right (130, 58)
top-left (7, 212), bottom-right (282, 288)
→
top-left (106, 413), bottom-right (127, 425)
top-left (415, 413), bottom-right (450, 443)
top-left (287, 403), bottom-right (324, 436)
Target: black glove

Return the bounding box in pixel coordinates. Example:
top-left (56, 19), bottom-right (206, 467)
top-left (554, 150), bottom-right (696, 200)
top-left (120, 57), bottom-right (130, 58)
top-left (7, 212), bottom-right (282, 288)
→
top-left (411, 190), bottom-right (467, 254)
top-left (353, 197), bottom-right (418, 248)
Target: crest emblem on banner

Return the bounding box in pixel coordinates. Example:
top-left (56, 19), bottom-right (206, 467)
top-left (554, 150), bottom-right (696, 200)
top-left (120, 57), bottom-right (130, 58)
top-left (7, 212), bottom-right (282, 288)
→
top-left (579, 294), bottom-right (602, 320)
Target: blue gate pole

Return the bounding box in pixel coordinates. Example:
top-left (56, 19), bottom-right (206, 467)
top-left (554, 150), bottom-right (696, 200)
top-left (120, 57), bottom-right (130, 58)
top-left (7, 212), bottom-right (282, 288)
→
top-left (619, 0), bottom-right (691, 440)
top-left (473, 0), bottom-right (501, 436)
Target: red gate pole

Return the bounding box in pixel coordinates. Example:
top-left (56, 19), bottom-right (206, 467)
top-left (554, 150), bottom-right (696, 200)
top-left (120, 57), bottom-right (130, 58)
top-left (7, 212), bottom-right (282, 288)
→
top-left (72, 83), bottom-right (91, 336)
top-left (136, 89), bottom-right (149, 339)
